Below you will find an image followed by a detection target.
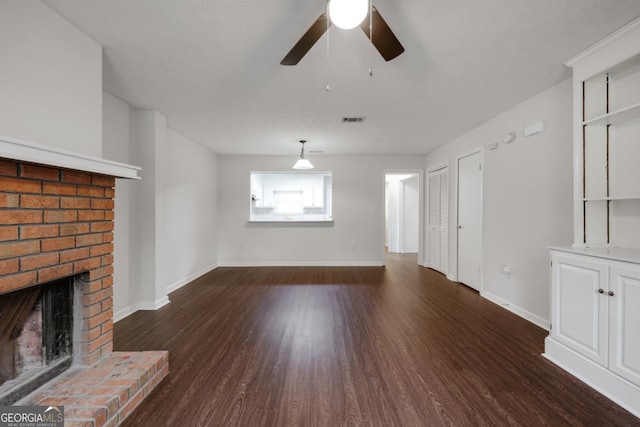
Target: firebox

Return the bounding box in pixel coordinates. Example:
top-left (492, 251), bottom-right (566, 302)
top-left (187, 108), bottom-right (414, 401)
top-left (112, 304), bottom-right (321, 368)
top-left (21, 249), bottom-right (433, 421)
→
top-left (0, 276), bottom-right (75, 405)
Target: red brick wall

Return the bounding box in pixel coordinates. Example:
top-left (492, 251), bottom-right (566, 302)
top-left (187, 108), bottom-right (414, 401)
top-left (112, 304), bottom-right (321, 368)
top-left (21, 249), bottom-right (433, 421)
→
top-left (0, 159), bottom-right (115, 365)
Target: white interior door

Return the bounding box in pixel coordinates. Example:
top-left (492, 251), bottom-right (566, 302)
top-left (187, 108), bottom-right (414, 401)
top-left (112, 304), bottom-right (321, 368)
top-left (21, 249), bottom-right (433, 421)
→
top-left (428, 167), bottom-right (448, 274)
top-left (457, 151), bottom-right (482, 290)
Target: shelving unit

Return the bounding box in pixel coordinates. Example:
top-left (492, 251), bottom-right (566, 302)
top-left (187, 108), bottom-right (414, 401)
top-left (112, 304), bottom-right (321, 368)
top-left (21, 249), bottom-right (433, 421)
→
top-left (581, 52), bottom-right (640, 247)
top-left (544, 17), bottom-right (640, 419)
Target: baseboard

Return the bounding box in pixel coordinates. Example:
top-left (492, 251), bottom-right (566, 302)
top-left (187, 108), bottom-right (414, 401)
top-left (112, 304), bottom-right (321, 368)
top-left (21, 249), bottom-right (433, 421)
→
top-left (113, 296), bottom-right (170, 323)
top-left (544, 337), bottom-right (640, 418)
top-left (166, 263), bottom-right (218, 293)
top-left (115, 265), bottom-right (219, 323)
top-left (481, 290), bottom-right (550, 330)
top-left (218, 261), bottom-right (384, 267)
top-left (135, 296), bottom-right (170, 311)
top-left (446, 274), bottom-right (457, 282)
top-left (113, 306), bottom-right (136, 323)
top-left (424, 264), bottom-right (448, 276)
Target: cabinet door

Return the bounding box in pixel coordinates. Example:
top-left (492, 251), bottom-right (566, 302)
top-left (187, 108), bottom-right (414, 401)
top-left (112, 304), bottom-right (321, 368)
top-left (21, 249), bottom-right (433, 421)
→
top-left (551, 253), bottom-right (609, 365)
top-left (609, 265), bottom-right (640, 387)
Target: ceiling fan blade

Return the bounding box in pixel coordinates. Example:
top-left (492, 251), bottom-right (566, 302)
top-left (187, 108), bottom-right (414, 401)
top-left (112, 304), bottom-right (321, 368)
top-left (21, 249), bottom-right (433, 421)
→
top-left (281, 13), bottom-right (331, 66)
top-left (360, 6), bottom-right (405, 61)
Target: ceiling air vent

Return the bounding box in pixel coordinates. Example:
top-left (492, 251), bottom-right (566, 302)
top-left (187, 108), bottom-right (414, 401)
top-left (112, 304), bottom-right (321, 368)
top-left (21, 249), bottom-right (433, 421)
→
top-left (342, 117), bottom-right (365, 123)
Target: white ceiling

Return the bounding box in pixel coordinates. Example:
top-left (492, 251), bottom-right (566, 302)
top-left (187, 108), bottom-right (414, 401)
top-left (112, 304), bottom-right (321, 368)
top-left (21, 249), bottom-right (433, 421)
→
top-left (43, 0), bottom-right (640, 156)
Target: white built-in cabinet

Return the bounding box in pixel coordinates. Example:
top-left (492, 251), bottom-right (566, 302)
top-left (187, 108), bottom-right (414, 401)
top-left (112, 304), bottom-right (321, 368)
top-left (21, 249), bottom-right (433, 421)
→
top-left (544, 17), bottom-right (640, 418)
top-left (550, 252), bottom-right (609, 366)
top-left (549, 250), bottom-right (640, 390)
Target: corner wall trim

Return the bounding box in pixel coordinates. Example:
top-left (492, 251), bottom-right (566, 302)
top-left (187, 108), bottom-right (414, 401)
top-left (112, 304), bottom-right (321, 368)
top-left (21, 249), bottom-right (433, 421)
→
top-left (113, 306), bottom-right (136, 323)
top-left (113, 297), bottom-right (170, 323)
top-left (481, 290), bottom-right (550, 330)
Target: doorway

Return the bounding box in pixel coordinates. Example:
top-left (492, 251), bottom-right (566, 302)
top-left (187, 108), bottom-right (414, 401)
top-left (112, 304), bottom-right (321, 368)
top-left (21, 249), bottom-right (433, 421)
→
top-left (385, 173), bottom-right (421, 260)
top-left (456, 151), bottom-right (482, 291)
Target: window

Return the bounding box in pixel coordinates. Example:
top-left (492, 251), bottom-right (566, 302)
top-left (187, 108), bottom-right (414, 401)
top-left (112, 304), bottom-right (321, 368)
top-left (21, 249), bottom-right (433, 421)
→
top-left (250, 172), bottom-right (333, 222)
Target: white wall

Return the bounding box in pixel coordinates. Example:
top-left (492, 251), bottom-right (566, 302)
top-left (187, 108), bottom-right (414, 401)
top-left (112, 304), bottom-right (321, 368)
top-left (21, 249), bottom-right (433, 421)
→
top-left (0, 1), bottom-right (102, 156)
top-left (424, 79), bottom-right (574, 327)
top-left (102, 93), bottom-right (133, 317)
top-left (218, 155), bottom-right (424, 265)
top-left (129, 110), bottom-right (164, 309)
top-left (160, 128), bottom-right (218, 292)
top-left (102, 98), bottom-right (219, 320)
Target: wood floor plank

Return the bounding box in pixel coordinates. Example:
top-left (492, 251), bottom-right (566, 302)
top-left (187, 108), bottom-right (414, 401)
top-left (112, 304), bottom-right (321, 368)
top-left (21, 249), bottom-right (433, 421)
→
top-left (114, 253), bottom-right (640, 426)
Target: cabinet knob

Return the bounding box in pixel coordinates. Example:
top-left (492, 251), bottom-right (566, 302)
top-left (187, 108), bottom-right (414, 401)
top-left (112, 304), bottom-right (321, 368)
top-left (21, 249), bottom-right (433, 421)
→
top-left (608, 290), bottom-right (615, 297)
top-left (598, 288), bottom-right (604, 294)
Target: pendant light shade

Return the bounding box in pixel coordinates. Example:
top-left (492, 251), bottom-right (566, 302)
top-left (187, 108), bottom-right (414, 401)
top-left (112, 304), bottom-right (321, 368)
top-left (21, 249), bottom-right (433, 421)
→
top-left (293, 158), bottom-right (314, 170)
top-left (293, 140), bottom-right (314, 170)
top-left (328, 0), bottom-right (369, 30)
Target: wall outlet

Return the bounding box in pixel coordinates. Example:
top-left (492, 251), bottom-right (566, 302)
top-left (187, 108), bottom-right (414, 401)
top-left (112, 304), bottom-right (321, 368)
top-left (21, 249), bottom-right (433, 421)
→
top-left (351, 242), bottom-right (356, 249)
top-left (240, 244), bottom-right (246, 252)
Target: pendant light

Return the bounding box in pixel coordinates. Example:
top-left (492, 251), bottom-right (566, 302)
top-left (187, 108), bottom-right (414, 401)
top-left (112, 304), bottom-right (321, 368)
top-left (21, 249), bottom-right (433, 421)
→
top-left (328, 0), bottom-right (369, 30)
top-left (293, 140), bottom-right (314, 170)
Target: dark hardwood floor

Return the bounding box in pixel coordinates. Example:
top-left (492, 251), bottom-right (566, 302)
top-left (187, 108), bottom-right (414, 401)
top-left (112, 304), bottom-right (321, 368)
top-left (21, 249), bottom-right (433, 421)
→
top-left (114, 253), bottom-right (640, 426)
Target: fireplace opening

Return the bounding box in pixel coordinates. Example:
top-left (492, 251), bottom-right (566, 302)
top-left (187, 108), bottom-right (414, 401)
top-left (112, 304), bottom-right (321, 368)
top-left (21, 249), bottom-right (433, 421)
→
top-left (0, 277), bottom-right (74, 405)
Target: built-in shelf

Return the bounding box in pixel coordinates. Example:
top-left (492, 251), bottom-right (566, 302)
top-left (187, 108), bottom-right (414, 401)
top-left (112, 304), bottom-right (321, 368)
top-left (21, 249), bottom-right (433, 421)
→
top-left (0, 134), bottom-right (141, 179)
top-left (583, 101), bottom-right (640, 126)
top-left (583, 195), bottom-right (640, 201)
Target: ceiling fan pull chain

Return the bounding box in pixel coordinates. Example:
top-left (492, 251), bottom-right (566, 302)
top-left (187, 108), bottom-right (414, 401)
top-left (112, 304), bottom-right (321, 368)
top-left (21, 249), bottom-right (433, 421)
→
top-left (326, 3), bottom-right (331, 91)
top-left (368, 0), bottom-right (373, 77)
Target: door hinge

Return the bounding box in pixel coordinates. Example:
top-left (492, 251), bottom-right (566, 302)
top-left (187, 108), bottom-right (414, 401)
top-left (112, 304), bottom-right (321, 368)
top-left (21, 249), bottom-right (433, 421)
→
top-left (479, 163), bottom-right (482, 170)
top-left (550, 260), bottom-right (553, 267)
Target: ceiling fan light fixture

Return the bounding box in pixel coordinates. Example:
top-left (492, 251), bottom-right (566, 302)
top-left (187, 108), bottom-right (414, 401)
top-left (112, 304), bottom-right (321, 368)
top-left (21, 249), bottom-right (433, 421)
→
top-left (293, 140), bottom-right (314, 170)
top-left (328, 0), bottom-right (369, 30)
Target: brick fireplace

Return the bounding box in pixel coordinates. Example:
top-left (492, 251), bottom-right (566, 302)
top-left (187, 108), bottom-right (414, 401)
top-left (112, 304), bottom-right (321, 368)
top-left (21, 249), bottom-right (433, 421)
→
top-left (0, 159), bottom-right (116, 366)
top-left (0, 152), bottom-right (168, 426)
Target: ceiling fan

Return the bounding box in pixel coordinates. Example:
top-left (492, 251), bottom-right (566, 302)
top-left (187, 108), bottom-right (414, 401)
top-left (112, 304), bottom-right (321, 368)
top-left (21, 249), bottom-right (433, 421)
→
top-left (280, 1), bottom-right (405, 66)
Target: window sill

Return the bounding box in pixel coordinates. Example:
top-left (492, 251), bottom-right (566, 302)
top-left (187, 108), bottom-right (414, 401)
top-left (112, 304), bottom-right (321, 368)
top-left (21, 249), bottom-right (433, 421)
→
top-left (248, 219), bottom-right (334, 224)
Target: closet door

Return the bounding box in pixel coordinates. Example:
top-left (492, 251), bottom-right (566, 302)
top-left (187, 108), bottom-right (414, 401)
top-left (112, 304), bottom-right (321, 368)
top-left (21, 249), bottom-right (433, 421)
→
top-left (439, 170), bottom-right (449, 273)
top-left (428, 167), bottom-right (448, 274)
